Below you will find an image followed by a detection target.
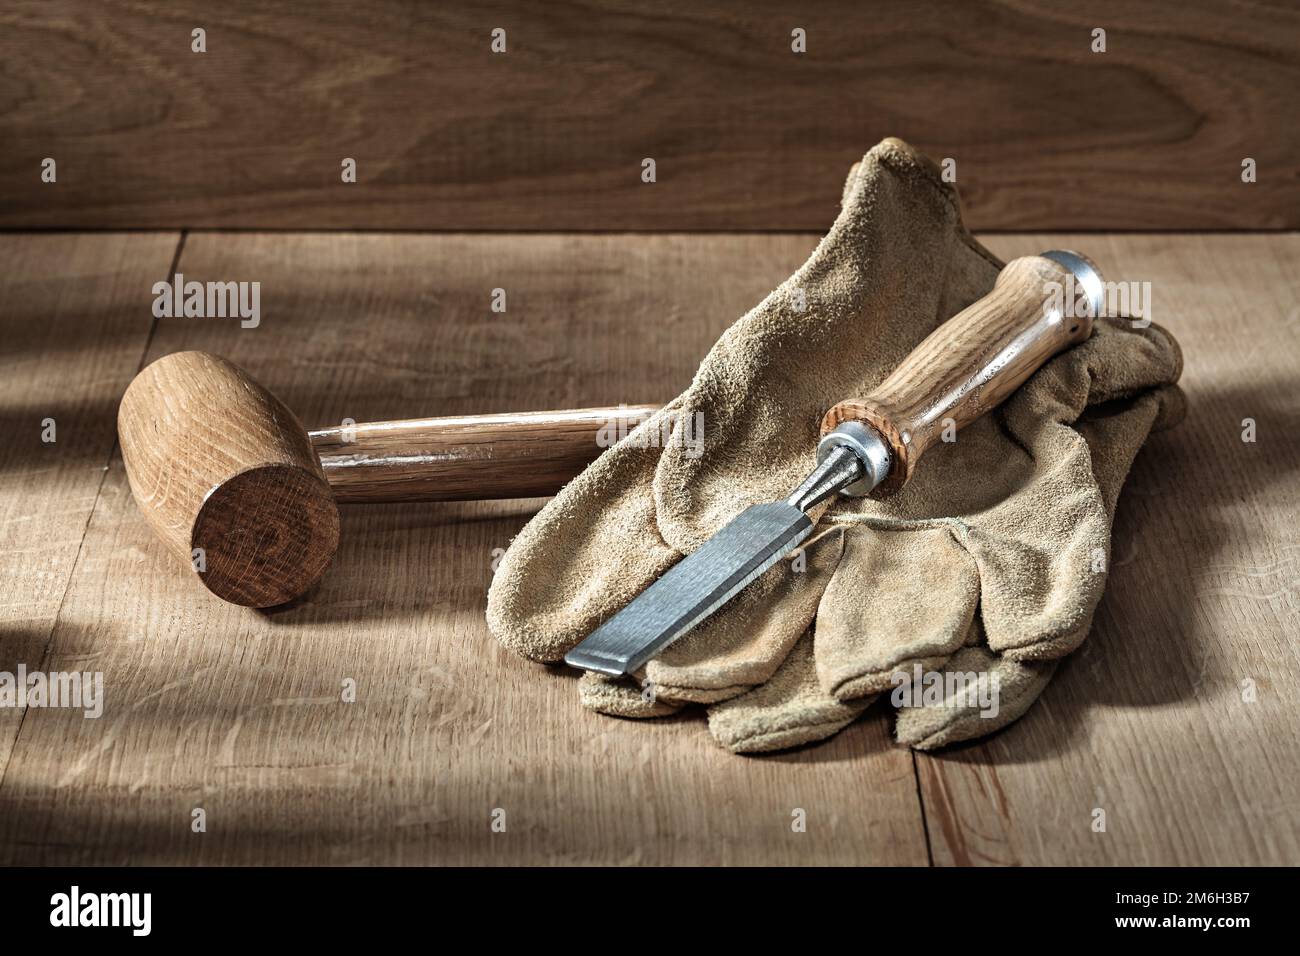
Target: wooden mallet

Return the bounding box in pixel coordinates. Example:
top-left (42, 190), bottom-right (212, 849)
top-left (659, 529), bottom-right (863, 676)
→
top-left (118, 351), bottom-right (656, 607)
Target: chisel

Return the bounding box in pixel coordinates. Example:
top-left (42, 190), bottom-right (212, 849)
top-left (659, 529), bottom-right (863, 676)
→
top-left (565, 250), bottom-right (1104, 676)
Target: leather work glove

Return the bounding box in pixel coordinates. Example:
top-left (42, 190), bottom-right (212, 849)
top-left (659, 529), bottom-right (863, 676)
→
top-left (486, 138), bottom-right (1185, 753)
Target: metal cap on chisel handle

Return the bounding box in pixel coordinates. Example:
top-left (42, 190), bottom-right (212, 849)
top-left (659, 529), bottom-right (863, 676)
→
top-left (565, 250), bottom-right (1102, 677)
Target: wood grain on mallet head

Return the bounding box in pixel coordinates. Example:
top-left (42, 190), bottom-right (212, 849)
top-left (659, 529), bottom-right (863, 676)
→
top-left (118, 351), bottom-right (339, 608)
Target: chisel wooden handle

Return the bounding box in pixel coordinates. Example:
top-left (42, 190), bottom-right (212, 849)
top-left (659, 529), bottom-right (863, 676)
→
top-left (821, 252), bottom-right (1100, 495)
top-left (311, 406), bottom-right (659, 503)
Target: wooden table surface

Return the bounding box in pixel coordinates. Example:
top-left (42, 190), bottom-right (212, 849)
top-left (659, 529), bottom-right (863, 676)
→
top-left (1, 231), bottom-right (1296, 865)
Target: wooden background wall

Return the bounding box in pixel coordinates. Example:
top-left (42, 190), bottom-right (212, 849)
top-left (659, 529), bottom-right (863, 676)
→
top-left (1, 0), bottom-right (1297, 231)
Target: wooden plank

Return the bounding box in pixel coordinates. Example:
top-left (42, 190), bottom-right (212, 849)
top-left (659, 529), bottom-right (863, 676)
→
top-left (0, 233), bottom-right (179, 777)
top-left (918, 233), bottom-right (1300, 866)
top-left (1, 1), bottom-right (1296, 230)
top-left (0, 233), bottom-right (928, 865)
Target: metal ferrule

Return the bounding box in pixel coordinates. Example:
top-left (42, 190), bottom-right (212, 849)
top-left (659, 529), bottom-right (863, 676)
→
top-left (814, 421), bottom-right (892, 497)
top-left (786, 444), bottom-right (864, 513)
top-left (1042, 249), bottom-right (1105, 319)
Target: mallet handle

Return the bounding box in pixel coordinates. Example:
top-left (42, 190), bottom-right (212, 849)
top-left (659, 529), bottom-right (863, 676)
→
top-left (310, 406), bottom-right (660, 502)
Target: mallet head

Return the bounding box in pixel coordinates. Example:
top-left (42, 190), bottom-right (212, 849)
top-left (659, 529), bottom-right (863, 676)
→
top-left (118, 351), bottom-right (340, 607)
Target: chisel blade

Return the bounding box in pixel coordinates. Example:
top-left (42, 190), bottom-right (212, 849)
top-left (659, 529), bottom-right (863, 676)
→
top-left (564, 502), bottom-right (813, 676)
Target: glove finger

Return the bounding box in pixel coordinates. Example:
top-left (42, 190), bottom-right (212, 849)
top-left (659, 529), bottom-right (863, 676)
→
top-left (969, 395), bottom-right (1182, 664)
top-left (1005, 319), bottom-right (1182, 437)
top-left (1080, 385), bottom-right (1183, 514)
top-left (1149, 382), bottom-right (1187, 433)
top-left (642, 528), bottom-right (845, 704)
top-left (579, 671), bottom-right (684, 719)
top-left (1083, 319), bottom-right (1184, 404)
top-left (813, 522), bottom-right (980, 701)
top-left (892, 621), bottom-right (1091, 750)
top-left (964, 321), bottom-right (1183, 663)
top-left (487, 404), bottom-right (682, 663)
top-left (707, 630), bottom-right (871, 754)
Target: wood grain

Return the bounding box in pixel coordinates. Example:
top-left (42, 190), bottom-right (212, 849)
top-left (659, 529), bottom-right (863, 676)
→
top-left (0, 233), bottom-right (178, 780)
top-left (119, 344), bottom-right (657, 605)
top-left (916, 233), bottom-right (1300, 866)
top-left (119, 350), bottom-right (340, 608)
top-left (0, 232), bottom-right (926, 865)
top-left (313, 405), bottom-right (660, 503)
top-left (823, 255), bottom-right (1095, 495)
top-left (1, 1), bottom-right (1296, 230)
top-left (0, 231), bottom-right (1295, 865)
